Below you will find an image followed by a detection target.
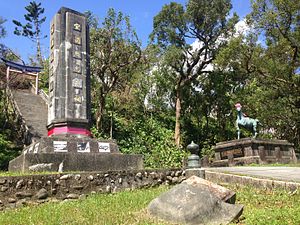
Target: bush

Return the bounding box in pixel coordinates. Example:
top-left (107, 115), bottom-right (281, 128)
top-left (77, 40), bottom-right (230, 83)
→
top-left (117, 117), bottom-right (187, 169)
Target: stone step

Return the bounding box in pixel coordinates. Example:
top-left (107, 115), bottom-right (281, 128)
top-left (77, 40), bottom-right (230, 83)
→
top-left (12, 89), bottom-right (48, 139)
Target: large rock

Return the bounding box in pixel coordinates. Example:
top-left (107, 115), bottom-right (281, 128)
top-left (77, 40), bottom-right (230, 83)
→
top-left (148, 176), bottom-right (243, 225)
top-left (184, 175), bottom-right (236, 204)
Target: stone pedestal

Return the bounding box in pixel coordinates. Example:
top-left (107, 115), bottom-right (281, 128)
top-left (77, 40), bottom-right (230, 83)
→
top-left (213, 138), bottom-right (297, 167)
top-left (9, 135), bottom-right (143, 172)
top-left (185, 168), bottom-right (205, 179)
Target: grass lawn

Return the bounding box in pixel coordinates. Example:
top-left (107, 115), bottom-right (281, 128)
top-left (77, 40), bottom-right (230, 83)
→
top-left (0, 184), bottom-right (299, 225)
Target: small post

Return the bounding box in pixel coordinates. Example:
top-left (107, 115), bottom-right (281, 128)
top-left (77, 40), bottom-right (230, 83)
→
top-left (6, 66), bottom-right (10, 88)
top-left (35, 73), bottom-right (39, 95)
top-left (186, 141), bottom-right (205, 179)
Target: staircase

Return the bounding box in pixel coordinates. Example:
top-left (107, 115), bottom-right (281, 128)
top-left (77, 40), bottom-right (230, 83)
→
top-left (11, 89), bottom-right (48, 143)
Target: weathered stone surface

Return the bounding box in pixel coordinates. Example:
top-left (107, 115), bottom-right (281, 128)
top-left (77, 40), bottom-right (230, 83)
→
top-left (8, 198), bottom-right (16, 203)
top-left (29, 163), bottom-right (53, 172)
top-left (184, 176), bottom-right (236, 204)
top-left (16, 179), bottom-right (24, 189)
top-left (15, 192), bottom-right (33, 199)
top-left (213, 138), bottom-right (297, 166)
top-left (148, 176), bottom-right (243, 225)
top-left (66, 194), bottom-right (79, 199)
top-left (9, 144), bottom-right (143, 172)
top-left (60, 174), bottom-right (70, 180)
top-left (87, 175), bottom-right (94, 181)
top-left (0, 179), bottom-right (6, 185)
top-left (72, 185), bottom-right (84, 190)
top-left (0, 169), bottom-right (185, 211)
top-left (36, 188), bottom-right (49, 200)
top-left (1, 186), bottom-right (8, 192)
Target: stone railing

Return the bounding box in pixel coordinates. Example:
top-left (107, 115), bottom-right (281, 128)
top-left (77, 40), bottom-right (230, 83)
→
top-left (38, 89), bottom-right (49, 105)
top-left (0, 169), bottom-right (185, 210)
top-left (28, 82), bottom-right (49, 105)
top-left (5, 88), bottom-right (32, 145)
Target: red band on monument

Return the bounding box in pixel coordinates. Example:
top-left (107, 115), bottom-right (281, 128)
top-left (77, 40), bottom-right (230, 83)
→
top-left (48, 126), bottom-right (91, 136)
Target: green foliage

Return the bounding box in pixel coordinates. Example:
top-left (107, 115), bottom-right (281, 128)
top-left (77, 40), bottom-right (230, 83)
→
top-left (12, 1), bottom-right (46, 64)
top-left (0, 90), bottom-right (21, 170)
top-left (0, 17), bottom-right (6, 39)
top-left (117, 117), bottom-right (186, 169)
top-left (90, 8), bottom-right (141, 131)
top-left (39, 58), bottom-right (49, 92)
top-left (0, 133), bottom-right (20, 170)
top-left (150, 0), bottom-right (239, 146)
top-left (215, 0), bottom-right (300, 149)
top-left (0, 17), bottom-right (6, 57)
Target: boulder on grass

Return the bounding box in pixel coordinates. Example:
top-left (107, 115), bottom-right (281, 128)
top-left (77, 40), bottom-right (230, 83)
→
top-left (148, 176), bottom-right (243, 225)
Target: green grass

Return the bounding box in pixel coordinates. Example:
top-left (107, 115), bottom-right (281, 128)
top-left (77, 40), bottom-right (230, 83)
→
top-left (0, 184), bottom-right (299, 225)
top-left (0, 186), bottom-right (171, 225)
top-left (228, 184), bottom-right (300, 225)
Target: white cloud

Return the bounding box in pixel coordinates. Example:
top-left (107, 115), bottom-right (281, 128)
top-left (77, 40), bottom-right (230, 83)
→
top-left (234, 18), bottom-right (250, 36)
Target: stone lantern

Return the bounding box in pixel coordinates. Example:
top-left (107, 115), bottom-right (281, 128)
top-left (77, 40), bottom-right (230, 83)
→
top-left (187, 141), bottom-right (200, 168)
top-left (186, 141), bottom-right (205, 178)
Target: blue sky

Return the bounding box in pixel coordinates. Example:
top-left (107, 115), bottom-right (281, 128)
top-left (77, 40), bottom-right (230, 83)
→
top-left (0, 0), bottom-right (251, 63)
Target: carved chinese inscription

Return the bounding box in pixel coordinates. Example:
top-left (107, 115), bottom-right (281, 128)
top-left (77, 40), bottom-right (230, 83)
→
top-left (74, 23), bottom-right (81, 31)
top-left (74, 36), bottom-right (81, 45)
top-left (51, 24), bottom-right (54, 35)
top-left (50, 38), bottom-right (54, 49)
top-left (72, 78), bottom-right (83, 88)
top-left (73, 49), bottom-right (81, 59)
top-left (73, 59), bottom-right (82, 73)
top-left (50, 52), bottom-right (54, 62)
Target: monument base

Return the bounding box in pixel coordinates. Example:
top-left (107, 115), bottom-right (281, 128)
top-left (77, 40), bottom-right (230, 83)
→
top-left (213, 138), bottom-right (297, 167)
top-left (9, 135), bottom-right (143, 172)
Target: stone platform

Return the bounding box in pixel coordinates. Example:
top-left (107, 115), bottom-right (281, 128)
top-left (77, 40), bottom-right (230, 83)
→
top-left (213, 138), bottom-right (297, 167)
top-left (9, 135), bottom-right (143, 172)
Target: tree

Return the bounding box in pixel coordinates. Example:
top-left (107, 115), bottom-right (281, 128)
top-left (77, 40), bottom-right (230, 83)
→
top-left (0, 17), bottom-right (6, 57)
top-left (249, 0), bottom-right (300, 147)
top-left (151, 0), bottom-right (238, 146)
top-left (13, 1), bottom-right (46, 65)
top-left (215, 0), bottom-right (300, 148)
top-left (90, 8), bottom-right (141, 132)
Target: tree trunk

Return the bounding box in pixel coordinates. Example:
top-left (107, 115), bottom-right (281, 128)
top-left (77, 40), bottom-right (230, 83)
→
top-left (175, 88), bottom-right (181, 147)
top-left (96, 94), bottom-right (105, 131)
top-left (36, 33), bottom-right (42, 65)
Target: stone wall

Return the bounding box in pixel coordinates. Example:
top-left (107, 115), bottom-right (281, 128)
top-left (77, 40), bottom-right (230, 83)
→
top-left (0, 169), bottom-right (185, 211)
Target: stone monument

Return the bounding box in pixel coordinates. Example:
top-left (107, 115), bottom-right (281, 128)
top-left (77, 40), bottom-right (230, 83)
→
top-left (47, 7), bottom-right (91, 136)
top-left (9, 7), bottom-right (143, 172)
top-left (211, 103), bottom-right (297, 166)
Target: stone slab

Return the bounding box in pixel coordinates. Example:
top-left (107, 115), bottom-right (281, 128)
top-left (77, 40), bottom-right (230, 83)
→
top-left (8, 135), bottom-right (143, 172)
top-left (9, 152), bottom-right (143, 172)
top-left (148, 176), bottom-right (243, 225)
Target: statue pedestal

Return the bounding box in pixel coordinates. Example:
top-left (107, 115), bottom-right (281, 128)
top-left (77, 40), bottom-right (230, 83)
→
top-left (213, 138), bottom-right (297, 167)
top-left (9, 135), bottom-right (143, 172)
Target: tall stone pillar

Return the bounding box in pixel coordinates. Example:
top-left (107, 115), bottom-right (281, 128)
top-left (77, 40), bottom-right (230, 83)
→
top-left (47, 7), bottom-right (91, 136)
top-left (8, 7), bottom-right (143, 173)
